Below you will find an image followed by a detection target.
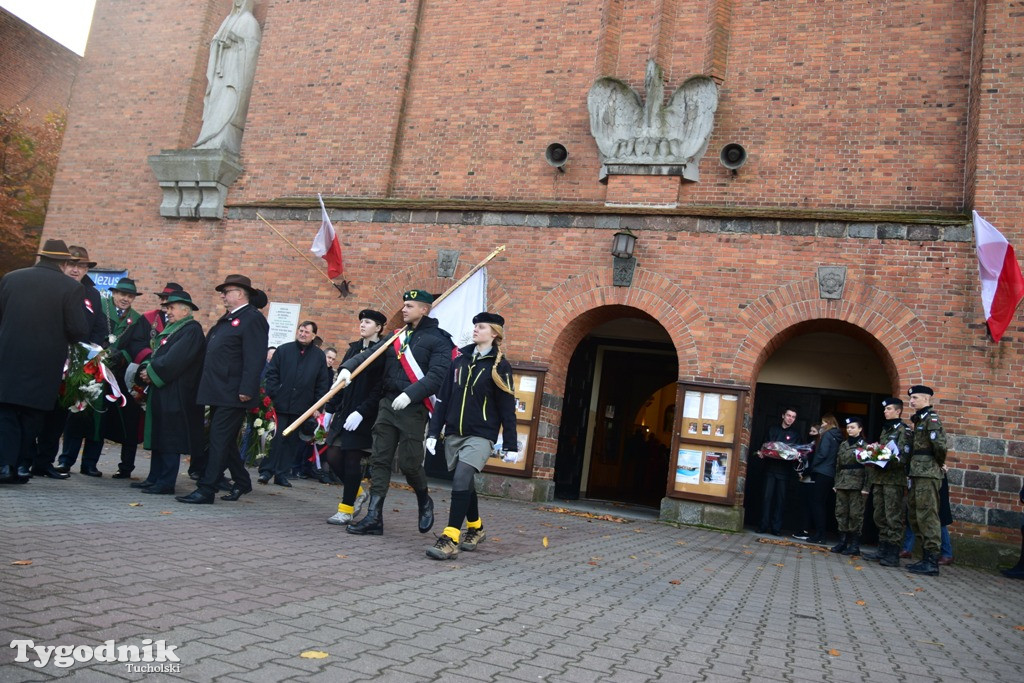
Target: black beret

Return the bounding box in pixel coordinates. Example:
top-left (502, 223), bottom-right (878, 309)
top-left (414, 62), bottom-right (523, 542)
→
top-left (908, 385), bottom-right (934, 396)
top-left (403, 289), bottom-right (434, 304)
top-left (881, 397), bottom-right (904, 409)
top-left (358, 309), bottom-right (387, 326)
top-left (845, 417), bottom-right (864, 428)
top-left (472, 312), bottom-right (505, 326)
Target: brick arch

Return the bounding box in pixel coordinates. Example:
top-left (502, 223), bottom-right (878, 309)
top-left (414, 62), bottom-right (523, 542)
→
top-left (729, 277), bottom-right (926, 389)
top-left (529, 265), bottom-right (704, 394)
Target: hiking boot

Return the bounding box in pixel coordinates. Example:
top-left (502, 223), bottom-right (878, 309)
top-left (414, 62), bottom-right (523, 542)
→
top-left (353, 485), bottom-right (369, 517)
top-left (460, 528), bottom-right (486, 551)
top-left (879, 544), bottom-right (900, 568)
top-left (327, 510), bottom-right (352, 525)
top-left (347, 494), bottom-right (384, 535)
top-left (830, 533), bottom-right (849, 554)
top-left (426, 534), bottom-right (459, 560)
top-left (842, 535), bottom-right (861, 556)
top-left (907, 551), bottom-right (939, 576)
top-left (862, 543), bottom-right (886, 562)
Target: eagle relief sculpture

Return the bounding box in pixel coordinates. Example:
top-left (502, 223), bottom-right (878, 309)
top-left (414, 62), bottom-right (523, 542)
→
top-left (588, 60), bottom-right (718, 181)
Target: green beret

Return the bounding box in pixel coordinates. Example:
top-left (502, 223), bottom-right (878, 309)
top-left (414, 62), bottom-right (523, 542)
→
top-left (403, 289), bottom-right (434, 304)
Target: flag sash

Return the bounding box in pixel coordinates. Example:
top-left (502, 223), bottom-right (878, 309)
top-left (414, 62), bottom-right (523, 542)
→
top-left (392, 332), bottom-right (436, 413)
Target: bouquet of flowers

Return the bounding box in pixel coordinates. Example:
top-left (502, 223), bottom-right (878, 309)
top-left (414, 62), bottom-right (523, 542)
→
top-left (760, 441), bottom-right (814, 461)
top-left (242, 389), bottom-right (276, 465)
top-left (855, 442), bottom-right (897, 467)
top-left (58, 343), bottom-right (122, 413)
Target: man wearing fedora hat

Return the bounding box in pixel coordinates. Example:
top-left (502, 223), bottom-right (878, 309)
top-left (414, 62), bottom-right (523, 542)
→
top-left (178, 274), bottom-right (269, 504)
top-left (0, 239), bottom-right (89, 484)
top-left (135, 291), bottom-right (206, 495)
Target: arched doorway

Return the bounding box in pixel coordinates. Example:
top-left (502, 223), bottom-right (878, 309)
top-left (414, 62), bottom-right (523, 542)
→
top-left (744, 321), bottom-right (895, 536)
top-left (554, 311), bottom-right (678, 508)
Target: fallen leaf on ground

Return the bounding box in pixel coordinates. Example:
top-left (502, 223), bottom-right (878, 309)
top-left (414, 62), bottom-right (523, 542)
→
top-left (299, 651), bottom-right (328, 659)
top-left (538, 506), bottom-right (629, 523)
top-left (855, 600), bottom-right (866, 606)
top-left (1013, 625), bottom-right (1024, 631)
top-left (828, 649), bottom-right (840, 657)
top-left (742, 550), bottom-right (753, 555)
top-left (676, 541), bottom-right (687, 546)
top-left (669, 579), bottom-right (681, 585)
top-left (128, 502), bottom-right (142, 507)
top-left (899, 592), bottom-right (916, 596)
top-left (773, 563), bottom-right (784, 567)
top-left (992, 614), bottom-right (1005, 619)
top-left (491, 537), bottom-right (501, 542)
top-left (542, 536), bottom-right (549, 548)
top-left (587, 561), bottom-right (599, 566)
top-left (629, 555), bottom-right (637, 559)
top-left (390, 482), bottom-right (413, 491)
top-left (854, 566), bottom-right (863, 571)
top-left (756, 537), bottom-right (828, 552)
top-left (914, 587), bottom-right (924, 592)
top-left (160, 511), bottom-right (173, 515)
top-left (336, 554), bottom-right (347, 559)
top-left (11, 560), bottom-right (32, 566)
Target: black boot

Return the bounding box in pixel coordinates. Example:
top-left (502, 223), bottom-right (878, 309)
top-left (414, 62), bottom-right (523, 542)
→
top-left (842, 534), bottom-right (861, 556)
top-left (415, 488), bottom-right (434, 534)
top-left (862, 542), bottom-right (885, 562)
top-left (880, 543), bottom-right (900, 568)
top-left (830, 533), bottom-right (849, 554)
top-left (907, 551), bottom-right (939, 576)
top-left (347, 494), bottom-right (384, 535)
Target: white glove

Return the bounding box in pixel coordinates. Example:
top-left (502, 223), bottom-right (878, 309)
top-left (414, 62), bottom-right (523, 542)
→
top-left (391, 392), bottom-right (411, 410)
top-left (343, 411), bottom-right (363, 431)
top-left (336, 368), bottom-right (351, 386)
top-left (502, 451), bottom-right (520, 463)
top-left (425, 437), bottom-right (437, 455)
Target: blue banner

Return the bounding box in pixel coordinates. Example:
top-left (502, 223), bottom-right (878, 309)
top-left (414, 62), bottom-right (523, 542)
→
top-left (90, 270), bottom-right (128, 293)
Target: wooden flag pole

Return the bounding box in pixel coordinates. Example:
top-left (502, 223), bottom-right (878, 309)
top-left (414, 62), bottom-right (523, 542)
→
top-left (282, 244), bottom-right (507, 436)
top-left (255, 212), bottom-right (337, 285)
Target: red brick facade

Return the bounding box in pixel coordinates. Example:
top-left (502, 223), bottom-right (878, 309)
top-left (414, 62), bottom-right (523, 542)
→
top-left (0, 8), bottom-right (80, 121)
top-left (43, 1), bottom-right (1024, 552)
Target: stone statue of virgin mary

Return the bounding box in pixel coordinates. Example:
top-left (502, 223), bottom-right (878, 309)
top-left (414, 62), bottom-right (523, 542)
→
top-left (193, 0), bottom-right (262, 154)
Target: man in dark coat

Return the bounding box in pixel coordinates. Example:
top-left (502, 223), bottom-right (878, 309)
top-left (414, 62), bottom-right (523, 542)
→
top-left (340, 289), bottom-right (454, 536)
top-left (177, 274), bottom-right (268, 504)
top-left (257, 320), bottom-right (331, 487)
top-left (0, 239), bottom-right (89, 484)
top-left (34, 246), bottom-right (105, 478)
top-left (135, 291), bottom-right (205, 494)
top-left (756, 406), bottom-right (801, 536)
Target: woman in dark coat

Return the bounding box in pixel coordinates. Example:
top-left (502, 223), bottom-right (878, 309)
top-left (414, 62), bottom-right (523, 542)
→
top-left (136, 292), bottom-right (206, 494)
top-left (323, 310), bottom-right (386, 524)
top-left (806, 414), bottom-right (842, 544)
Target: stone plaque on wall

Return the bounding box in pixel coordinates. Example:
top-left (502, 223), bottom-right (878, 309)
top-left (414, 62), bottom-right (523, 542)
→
top-left (817, 266), bottom-right (847, 300)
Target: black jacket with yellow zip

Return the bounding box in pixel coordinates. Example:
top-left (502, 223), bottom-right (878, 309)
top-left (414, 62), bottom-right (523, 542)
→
top-left (427, 344), bottom-right (518, 448)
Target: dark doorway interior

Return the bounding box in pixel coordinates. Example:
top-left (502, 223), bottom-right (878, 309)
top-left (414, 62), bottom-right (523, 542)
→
top-left (744, 382), bottom-right (888, 541)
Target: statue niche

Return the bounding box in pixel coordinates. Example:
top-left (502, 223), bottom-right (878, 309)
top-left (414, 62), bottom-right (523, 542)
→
top-left (588, 60), bottom-right (718, 182)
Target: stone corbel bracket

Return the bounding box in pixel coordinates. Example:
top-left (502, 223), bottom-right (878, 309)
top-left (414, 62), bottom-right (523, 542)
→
top-left (147, 149), bottom-right (243, 219)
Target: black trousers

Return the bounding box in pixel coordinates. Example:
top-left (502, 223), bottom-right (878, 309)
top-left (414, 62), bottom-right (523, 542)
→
top-left (148, 450), bottom-right (181, 489)
top-left (33, 405), bottom-right (68, 468)
top-left (259, 412), bottom-right (300, 477)
top-left (0, 403), bottom-right (44, 470)
top-left (811, 474), bottom-right (835, 539)
top-left (199, 406), bottom-right (251, 496)
top-left (761, 468), bottom-right (790, 533)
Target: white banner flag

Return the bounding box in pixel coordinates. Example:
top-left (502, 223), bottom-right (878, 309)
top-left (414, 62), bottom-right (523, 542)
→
top-left (430, 267), bottom-right (487, 348)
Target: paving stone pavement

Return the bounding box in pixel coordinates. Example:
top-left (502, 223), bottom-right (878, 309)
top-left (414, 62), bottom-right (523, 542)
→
top-left (2, 452), bottom-right (1023, 682)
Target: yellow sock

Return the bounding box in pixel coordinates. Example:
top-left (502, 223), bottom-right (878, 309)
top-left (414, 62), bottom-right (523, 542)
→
top-left (338, 503), bottom-right (354, 514)
top-left (356, 484), bottom-right (364, 497)
top-left (443, 526), bottom-right (461, 543)
top-left (466, 518), bottom-right (482, 530)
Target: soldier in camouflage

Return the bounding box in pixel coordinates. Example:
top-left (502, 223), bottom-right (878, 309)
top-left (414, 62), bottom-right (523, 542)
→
top-left (831, 417), bottom-right (868, 557)
top-left (863, 397), bottom-right (911, 567)
top-left (905, 385), bottom-right (947, 576)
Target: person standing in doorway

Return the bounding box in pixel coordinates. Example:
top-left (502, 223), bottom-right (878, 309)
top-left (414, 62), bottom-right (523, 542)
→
top-left (905, 385), bottom-right (947, 576)
top-left (756, 407), bottom-right (801, 536)
top-left (831, 417), bottom-right (868, 556)
top-left (864, 398), bottom-right (911, 567)
top-left (805, 414), bottom-right (841, 544)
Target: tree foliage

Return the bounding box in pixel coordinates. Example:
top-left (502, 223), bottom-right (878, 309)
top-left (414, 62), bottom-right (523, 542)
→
top-left (1, 107), bottom-right (66, 275)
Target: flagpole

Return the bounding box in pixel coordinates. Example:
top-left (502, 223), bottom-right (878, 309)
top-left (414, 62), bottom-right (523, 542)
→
top-left (255, 211), bottom-right (337, 286)
top-left (282, 244), bottom-right (507, 436)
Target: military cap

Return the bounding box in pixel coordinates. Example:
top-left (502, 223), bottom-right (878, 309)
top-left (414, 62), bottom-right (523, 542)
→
top-left (403, 289), bottom-right (434, 304)
top-left (845, 416), bottom-right (864, 428)
top-left (358, 309), bottom-right (388, 326)
top-left (472, 312), bottom-right (505, 326)
top-left (881, 397), bottom-right (904, 409)
top-left (907, 385), bottom-right (934, 396)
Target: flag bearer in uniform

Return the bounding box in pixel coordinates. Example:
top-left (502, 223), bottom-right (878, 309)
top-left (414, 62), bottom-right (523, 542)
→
top-left (424, 312), bottom-right (518, 560)
top-left (339, 289), bottom-right (453, 536)
top-left (905, 385), bottom-right (947, 577)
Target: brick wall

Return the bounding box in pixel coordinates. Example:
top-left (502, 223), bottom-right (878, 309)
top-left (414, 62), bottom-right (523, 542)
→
top-left (42, 0), bottom-right (1024, 544)
top-left (0, 8), bottom-right (80, 121)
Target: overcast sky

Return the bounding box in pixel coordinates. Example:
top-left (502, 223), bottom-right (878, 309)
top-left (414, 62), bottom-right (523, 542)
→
top-left (1, 0), bottom-right (96, 55)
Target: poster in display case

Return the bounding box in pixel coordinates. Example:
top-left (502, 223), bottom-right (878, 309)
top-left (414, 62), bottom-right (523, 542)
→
top-left (483, 365), bottom-right (545, 477)
top-left (667, 382), bottom-right (747, 503)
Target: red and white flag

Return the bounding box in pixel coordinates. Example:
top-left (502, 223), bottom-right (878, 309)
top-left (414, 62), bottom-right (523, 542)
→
top-left (311, 193), bottom-right (344, 279)
top-left (973, 210), bottom-right (1024, 342)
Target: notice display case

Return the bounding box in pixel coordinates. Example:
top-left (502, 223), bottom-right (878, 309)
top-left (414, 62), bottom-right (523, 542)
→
top-left (483, 364), bottom-right (545, 477)
top-left (667, 382), bottom-right (747, 503)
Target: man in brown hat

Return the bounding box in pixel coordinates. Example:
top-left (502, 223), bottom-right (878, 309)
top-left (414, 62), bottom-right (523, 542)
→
top-left (178, 274), bottom-right (269, 504)
top-left (0, 239), bottom-right (89, 484)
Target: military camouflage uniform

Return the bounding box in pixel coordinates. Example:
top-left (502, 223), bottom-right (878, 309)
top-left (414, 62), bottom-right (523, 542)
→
top-left (834, 437), bottom-right (867, 533)
top-left (907, 406), bottom-right (947, 555)
top-left (869, 419), bottom-right (911, 545)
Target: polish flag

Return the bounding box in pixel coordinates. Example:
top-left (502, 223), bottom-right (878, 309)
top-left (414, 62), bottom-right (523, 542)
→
top-left (973, 210), bottom-right (1024, 342)
top-left (311, 194), bottom-right (344, 279)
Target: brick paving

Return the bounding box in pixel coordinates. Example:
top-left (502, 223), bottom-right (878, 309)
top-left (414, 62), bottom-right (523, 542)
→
top-left (2, 451), bottom-right (1023, 682)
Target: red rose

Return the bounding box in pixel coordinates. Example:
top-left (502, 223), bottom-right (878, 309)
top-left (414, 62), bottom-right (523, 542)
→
top-left (263, 395), bottom-right (272, 407)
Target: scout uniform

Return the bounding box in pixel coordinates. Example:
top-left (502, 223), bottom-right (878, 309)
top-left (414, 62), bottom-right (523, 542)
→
top-left (831, 417), bottom-right (867, 556)
top-left (906, 385), bottom-right (947, 576)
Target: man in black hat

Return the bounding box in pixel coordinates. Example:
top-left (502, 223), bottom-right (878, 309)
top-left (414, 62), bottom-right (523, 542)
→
top-left (0, 239), bottom-right (89, 484)
top-left (864, 398), bottom-right (912, 567)
top-left (257, 320), bottom-right (331, 487)
top-left (178, 274), bottom-right (269, 504)
top-left (340, 290), bottom-right (454, 535)
top-left (905, 385), bottom-right (947, 576)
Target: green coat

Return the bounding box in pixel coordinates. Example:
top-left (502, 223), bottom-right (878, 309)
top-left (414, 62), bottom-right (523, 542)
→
top-left (909, 407), bottom-right (947, 479)
top-left (868, 420), bottom-right (911, 486)
top-left (834, 438), bottom-right (867, 491)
